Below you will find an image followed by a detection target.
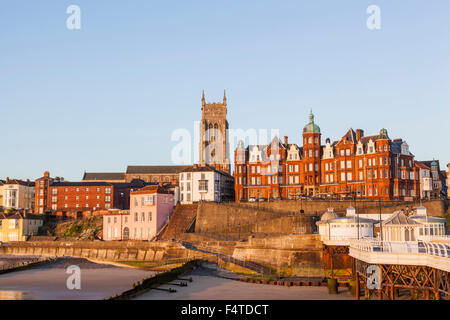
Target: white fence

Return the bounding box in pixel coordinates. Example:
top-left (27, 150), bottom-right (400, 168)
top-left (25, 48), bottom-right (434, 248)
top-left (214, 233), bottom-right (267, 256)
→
top-left (350, 239), bottom-right (450, 259)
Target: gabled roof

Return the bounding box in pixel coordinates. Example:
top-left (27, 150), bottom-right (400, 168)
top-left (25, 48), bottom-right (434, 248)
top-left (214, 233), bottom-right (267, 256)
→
top-left (341, 128), bottom-right (357, 144)
top-left (415, 161), bottom-right (431, 170)
top-left (126, 165), bottom-right (191, 174)
top-left (382, 211), bottom-right (418, 226)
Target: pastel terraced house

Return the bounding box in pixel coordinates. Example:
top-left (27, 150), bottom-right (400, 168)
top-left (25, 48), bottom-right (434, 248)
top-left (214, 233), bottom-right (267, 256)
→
top-left (0, 212), bottom-right (43, 242)
top-left (103, 185), bottom-right (174, 241)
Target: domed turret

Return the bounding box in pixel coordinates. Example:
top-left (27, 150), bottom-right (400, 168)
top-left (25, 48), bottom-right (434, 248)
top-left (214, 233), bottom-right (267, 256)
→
top-left (346, 206), bottom-right (356, 217)
top-left (320, 208), bottom-right (339, 221)
top-left (303, 110), bottom-right (320, 133)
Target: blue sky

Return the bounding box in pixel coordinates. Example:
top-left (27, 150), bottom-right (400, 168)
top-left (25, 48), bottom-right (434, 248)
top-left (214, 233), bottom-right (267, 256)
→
top-left (1, 0), bottom-right (449, 181)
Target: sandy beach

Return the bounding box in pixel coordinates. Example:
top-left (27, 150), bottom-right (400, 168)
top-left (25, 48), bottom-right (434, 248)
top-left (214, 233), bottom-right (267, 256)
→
top-left (0, 256), bottom-right (154, 300)
top-left (134, 264), bottom-right (354, 300)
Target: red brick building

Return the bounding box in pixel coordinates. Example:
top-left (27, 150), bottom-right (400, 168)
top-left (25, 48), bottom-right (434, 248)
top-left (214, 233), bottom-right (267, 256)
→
top-left (34, 171), bottom-right (149, 214)
top-left (234, 112), bottom-right (420, 202)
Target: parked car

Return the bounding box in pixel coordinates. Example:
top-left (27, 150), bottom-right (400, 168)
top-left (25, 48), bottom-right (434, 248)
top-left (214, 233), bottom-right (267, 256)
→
top-left (297, 195), bottom-right (307, 200)
top-left (248, 197), bottom-right (257, 202)
top-left (258, 198), bottom-right (267, 202)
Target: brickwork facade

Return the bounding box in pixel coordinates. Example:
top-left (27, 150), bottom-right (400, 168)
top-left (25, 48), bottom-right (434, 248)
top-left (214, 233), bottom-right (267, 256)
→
top-left (234, 112), bottom-right (420, 202)
top-left (34, 171), bottom-right (148, 214)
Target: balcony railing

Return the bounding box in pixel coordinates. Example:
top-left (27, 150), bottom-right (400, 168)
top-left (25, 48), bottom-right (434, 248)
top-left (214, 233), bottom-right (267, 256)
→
top-left (350, 239), bottom-right (450, 258)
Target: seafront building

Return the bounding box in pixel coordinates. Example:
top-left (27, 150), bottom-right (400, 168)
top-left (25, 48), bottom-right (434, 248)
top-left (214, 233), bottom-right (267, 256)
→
top-left (234, 112), bottom-right (420, 202)
top-left (179, 164), bottom-right (234, 204)
top-left (34, 171), bottom-right (153, 214)
top-left (317, 205), bottom-right (447, 244)
top-left (0, 212), bottom-right (43, 242)
top-left (2, 178), bottom-right (35, 210)
top-left (102, 184), bottom-right (175, 241)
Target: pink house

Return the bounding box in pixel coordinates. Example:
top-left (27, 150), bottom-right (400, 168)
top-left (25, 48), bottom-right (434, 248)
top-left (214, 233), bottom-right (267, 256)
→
top-left (103, 185), bottom-right (174, 241)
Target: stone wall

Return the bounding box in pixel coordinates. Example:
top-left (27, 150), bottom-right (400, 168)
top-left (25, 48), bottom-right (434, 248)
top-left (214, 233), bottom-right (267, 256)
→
top-left (232, 234), bottom-right (325, 277)
top-left (0, 241), bottom-right (197, 262)
top-left (239, 199), bottom-right (446, 217)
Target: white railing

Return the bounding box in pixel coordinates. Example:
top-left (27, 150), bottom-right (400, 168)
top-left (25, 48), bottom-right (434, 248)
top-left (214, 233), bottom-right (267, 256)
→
top-left (418, 235), bottom-right (450, 242)
top-left (350, 239), bottom-right (450, 259)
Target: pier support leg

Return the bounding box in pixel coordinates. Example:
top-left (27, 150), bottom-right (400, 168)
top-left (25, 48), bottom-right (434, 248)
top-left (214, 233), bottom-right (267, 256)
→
top-left (355, 273), bottom-right (360, 300)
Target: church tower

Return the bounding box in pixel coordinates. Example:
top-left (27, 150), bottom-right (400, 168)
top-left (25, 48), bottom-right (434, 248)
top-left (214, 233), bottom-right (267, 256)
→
top-left (199, 90), bottom-right (230, 173)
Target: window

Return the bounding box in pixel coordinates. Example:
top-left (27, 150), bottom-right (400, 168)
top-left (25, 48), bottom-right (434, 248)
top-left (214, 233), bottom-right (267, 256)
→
top-left (347, 172), bottom-right (352, 181)
top-left (105, 196), bottom-right (111, 202)
top-left (199, 180), bottom-right (208, 191)
top-left (105, 188), bottom-right (111, 194)
top-left (142, 212), bottom-right (145, 222)
top-left (346, 160), bottom-right (351, 168)
top-left (341, 172), bottom-right (346, 181)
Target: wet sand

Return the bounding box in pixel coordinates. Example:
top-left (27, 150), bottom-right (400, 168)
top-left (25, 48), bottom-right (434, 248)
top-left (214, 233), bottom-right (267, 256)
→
top-left (134, 264), bottom-right (354, 300)
top-left (0, 257), bottom-right (155, 300)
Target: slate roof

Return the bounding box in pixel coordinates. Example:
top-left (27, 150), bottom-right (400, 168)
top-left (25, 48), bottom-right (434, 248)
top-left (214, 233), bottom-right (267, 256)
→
top-left (82, 172), bottom-right (125, 181)
top-left (126, 165), bottom-right (191, 174)
top-left (0, 212), bottom-right (43, 220)
top-left (181, 165), bottom-right (232, 177)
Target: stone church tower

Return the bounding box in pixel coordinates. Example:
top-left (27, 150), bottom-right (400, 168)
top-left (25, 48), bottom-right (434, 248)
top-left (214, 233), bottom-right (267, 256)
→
top-left (199, 90), bottom-right (230, 173)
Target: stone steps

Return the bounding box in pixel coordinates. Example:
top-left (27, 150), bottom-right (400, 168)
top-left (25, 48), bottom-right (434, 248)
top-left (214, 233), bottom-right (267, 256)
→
top-left (160, 204), bottom-right (198, 240)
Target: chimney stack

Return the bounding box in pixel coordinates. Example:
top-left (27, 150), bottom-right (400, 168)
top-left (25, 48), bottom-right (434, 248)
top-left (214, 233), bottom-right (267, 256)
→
top-left (284, 136), bottom-right (288, 146)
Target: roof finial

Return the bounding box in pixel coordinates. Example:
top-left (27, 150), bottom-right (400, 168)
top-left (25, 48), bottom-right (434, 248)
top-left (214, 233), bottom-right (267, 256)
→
top-left (309, 109), bottom-right (314, 123)
top-left (223, 89), bottom-right (227, 104)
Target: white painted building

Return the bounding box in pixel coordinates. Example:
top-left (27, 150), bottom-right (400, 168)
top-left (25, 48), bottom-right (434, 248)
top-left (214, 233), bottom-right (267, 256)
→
top-left (2, 179), bottom-right (35, 210)
top-left (316, 207), bottom-right (375, 245)
top-left (179, 165), bottom-right (234, 204)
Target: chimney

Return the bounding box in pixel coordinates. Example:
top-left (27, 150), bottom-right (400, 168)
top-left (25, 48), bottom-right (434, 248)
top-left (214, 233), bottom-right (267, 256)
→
top-left (356, 129), bottom-right (364, 141)
top-left (284, 136), bottom-right (288, 146)
top-left (44, 171), bottom-right (50, 178)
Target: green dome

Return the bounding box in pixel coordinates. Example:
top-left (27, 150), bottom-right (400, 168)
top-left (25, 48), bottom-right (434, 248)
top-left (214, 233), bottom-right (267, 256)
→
top-left (303, 111), bottom-right (320, 133)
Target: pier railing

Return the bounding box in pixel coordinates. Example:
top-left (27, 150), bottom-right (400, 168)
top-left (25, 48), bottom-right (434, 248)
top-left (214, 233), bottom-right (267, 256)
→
top-left (350, 239), bottom-right (450, 259)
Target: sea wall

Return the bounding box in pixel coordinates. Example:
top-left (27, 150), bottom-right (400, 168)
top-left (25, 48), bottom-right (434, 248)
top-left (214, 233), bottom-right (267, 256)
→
top-left (0, 241), bottom-right (197, 262)
top-left (232, 234), bottom-right (325, 277)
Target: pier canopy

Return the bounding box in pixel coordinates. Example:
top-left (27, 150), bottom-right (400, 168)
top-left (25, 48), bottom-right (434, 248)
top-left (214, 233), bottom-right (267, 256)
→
top-left (317, 207), bottom-right (375, 244)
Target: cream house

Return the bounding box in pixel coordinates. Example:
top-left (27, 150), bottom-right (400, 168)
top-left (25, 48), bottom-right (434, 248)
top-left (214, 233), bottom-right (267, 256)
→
top-left (0, 212), bottom-right (43, 242)
top-left (2, 178), bottom-right (35, 210)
